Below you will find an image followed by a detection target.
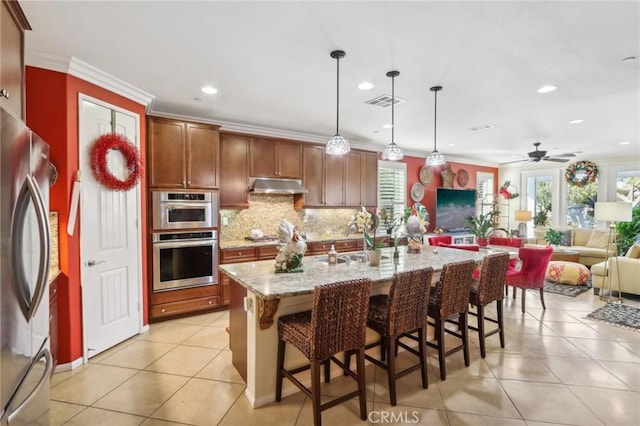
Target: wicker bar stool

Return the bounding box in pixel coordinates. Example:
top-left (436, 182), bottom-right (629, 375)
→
top-left (347, 268), bottom-right (434, 406)
top-left (275, 278), bottom-right (371, 426)
top-left (468, 252), bottom-right (510, 358)
top-left (416, 260), bottom-right (476, 380)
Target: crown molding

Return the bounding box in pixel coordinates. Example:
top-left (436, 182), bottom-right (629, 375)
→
top-left (25, 50), bottom-right (154, 107)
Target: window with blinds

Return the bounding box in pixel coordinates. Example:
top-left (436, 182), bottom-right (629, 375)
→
top-left (377, 160), bottom-right (407, 223)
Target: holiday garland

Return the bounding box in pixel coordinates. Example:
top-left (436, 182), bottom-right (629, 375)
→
top-left (499, 180), bottom-right (519, 200)
top-left (565, 161), bottom-right (598, 187)
top-left (90, 133), bottom-right (142, 191)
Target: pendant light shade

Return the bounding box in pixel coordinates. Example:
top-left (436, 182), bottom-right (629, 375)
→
top-left (426, 85), bottom-right (446, 166)
top-left (326, 50), bottom-right (350, 155)
top-left (382, 70), bottom-right (403, 161)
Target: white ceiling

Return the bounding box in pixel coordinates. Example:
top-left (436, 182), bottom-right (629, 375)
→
top-left (21, 1), bottom-right (640, 166)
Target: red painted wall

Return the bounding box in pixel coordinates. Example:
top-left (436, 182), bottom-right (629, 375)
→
top-left (383, 154), bottom-right (498, 232)
top-left (26, 66), bottom-right (148, 364)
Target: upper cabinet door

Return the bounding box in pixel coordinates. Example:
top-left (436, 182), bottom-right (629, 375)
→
top-left (249, 137), bottom-right (301, 178)
top-left (299, 144), bottom-right (324, 207)
top-left (186, 123), bottom-right (220, 189)
top-left (1, 0), bottom-right (31, 120)
top-left (148, 118), bottom-right (186, 188)
top-left (147, 117), bottom-right (220, 189)
top-left (344, 152), bottom-right (363, 206)
top-left (361, 152), bottom-right (378, 207)
top-left (220, 133), bottom-right (249, 208)
top-left (324, 153), bottom-right (345, 206)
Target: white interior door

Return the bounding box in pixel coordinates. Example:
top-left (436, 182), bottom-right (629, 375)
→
top-left (79, 97), bottom-right (141, 359)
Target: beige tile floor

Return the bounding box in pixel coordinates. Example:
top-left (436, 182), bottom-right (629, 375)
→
top-left (50, 289), bottom-right (640, 425)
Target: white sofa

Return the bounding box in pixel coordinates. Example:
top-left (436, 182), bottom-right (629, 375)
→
top-left (591, 244), bottom-right (640, 296)
top-left (532, 227), bottom-right (615, 267)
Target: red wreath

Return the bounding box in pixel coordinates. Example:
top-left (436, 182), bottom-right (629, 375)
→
top-left (90, 133), bottom-right (142, 191)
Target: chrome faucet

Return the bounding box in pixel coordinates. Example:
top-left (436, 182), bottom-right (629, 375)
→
top-left (344, 219), bottom-right (357, 237)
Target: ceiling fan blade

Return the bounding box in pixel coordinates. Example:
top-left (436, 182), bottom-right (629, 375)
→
top-left (552, 153), bottom-right (576, 158)
top-left (543, 157), bottom-right (570, 163)
top-left (499, 158), bottom-right (529, 165)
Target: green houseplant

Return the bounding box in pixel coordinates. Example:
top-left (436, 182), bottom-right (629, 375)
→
top-left (544, 229), bottom-right (565, 246)
top-left (464, 210), bottom-right (507, 246)
top-left (616, 204), bottom-right (640, 255)
top-left (533, 209), bottom-right (550, 227)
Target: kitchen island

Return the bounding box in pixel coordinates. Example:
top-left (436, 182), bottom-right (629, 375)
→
top-left (219, 245), bottom-right (482, 407)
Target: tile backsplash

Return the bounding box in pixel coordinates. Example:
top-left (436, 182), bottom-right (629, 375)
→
top-left (220, 194), bottom-right (359, 240)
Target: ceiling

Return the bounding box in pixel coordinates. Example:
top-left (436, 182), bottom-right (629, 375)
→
top-left (20, 1), bottom-right (639, 166)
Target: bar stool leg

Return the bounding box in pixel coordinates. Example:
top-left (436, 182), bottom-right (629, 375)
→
top-left (521, 289), bottom-right (526, 313)
top-left (418, 327), bottom-right (428, 389)
top-left (384, 336), bottom-right (397, 406)
top-left (460, 312), bottom-right (470, 366)
top-left (477, 305), bottom-right (486, 358)
top-left (436, 318), bottom-right (446, 380)
top-left (355, 347), bottom-right (368, 420)
top-left (276, 339), bottom-right (285, 401)
top-left (311, 360), bottom-right (322, 426)
top-left (497, 299), bottom-right (505, 348)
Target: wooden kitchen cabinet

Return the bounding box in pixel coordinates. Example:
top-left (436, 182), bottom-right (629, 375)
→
top-left (249, 137), bottom-right (301, 179)
top-left (219, 247), bottom-right (259, 306)
top-left (324, 153), bottom-right (345, 206)
top-left (345, 151), bottom-right (378, 207)
top-left (344, 152), bottom-right (362, 206)
top-left (147, 116), bottom-right (220, 189)
top-left (307, 240), bottom-right (335, 255)
top-left (0, 0), bottom-right (30, 120)
top-left (149, 285), bottom-right (221, 321)
top-left (295, 144), bottom-right (325, 208)
top-left (220, 132), bottom-right (249, 207)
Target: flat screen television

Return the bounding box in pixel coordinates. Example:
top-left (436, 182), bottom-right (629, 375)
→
top-left (436, 188), bottom-right (477, 232)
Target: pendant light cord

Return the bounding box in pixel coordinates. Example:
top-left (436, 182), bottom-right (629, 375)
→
top-left (433, 89), bottom-right (437, 151)
top-left (391, 75), bottom-right (395, 144)
top-left (336, 56), bottom-right (340, 135)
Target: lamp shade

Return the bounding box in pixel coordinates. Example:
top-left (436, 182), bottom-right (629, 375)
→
top-left (594, 202), bottom-right (632, 222)
top-left (514, 210), bottom-right (532, 222)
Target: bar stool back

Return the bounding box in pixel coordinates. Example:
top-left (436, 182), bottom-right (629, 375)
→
top-left (276, 278), bottom-right (371, 426)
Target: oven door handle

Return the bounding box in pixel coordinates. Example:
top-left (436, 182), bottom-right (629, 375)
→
top-left (162, 202), bottom-right (211, 210)
top-left (154, 239), bottom-right (216, 249)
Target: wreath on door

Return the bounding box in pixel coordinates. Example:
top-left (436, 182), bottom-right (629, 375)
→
top-left (90, 133), bottom-right (142, 191)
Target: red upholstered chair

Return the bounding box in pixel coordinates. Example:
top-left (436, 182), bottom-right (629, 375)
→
top-left (427, 235), bottom-right (452, 246)
top-left (488, 236), bottom-right (525, 248)
top-left (438, 243), bottom-right (480, 252)
top-left (505, 246), bottom-right (553, 313)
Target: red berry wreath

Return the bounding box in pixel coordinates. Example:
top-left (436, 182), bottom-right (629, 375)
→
top-left (90, 133), bottom-right (142, 191)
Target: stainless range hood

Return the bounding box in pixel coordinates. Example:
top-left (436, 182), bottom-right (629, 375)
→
top-left (249, 177), bottom-right (307, 194)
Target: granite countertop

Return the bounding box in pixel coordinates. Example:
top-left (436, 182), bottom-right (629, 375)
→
top-left (219, 246), bottom-right (481, 300)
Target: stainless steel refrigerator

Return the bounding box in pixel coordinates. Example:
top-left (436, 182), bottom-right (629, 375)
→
top-left (0, 107), bottom-right (52, 425)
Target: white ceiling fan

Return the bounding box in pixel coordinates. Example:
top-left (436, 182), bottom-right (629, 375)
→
top-left (500, 142), bottom-right (577, 165)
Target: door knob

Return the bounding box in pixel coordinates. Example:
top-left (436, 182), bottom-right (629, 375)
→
top-left (87, 260), bottom-right (105, 267)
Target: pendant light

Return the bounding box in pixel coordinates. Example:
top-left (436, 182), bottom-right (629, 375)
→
top-left (382, 70), bottom-right (403, 161)
top-left (425, 85), bottom-right (446, 166)
top-left (326, 50), bottom-right (350, 155)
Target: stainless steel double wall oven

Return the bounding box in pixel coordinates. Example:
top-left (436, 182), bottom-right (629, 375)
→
top-left (151, 190), bottom-right (219, 292)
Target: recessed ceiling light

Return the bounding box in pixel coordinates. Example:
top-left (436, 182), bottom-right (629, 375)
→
top-left (201, 86), bottom-right (218, 95)
top-left (357, 82), bottom-right (374, 90)
top-left (619, 141), bottom-right (631, 145)
top-left (193, 97), bottom-right (202, 102)
top-left (382, 123), bottom-right (393, 129)
top-left (537, 85), bottom-right (557, 93)
top-left (469, 124), bottom-right (496, 131)
top-left (569, 119), bottom-right (583, 124)
top-left (447, 143), bottom-right (455, 147)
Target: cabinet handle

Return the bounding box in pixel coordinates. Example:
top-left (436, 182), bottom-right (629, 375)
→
top-left (238, 252), bottom-right (242, 256)
top-left (0, 89), bottom-right (8, 99)
top-left (187, 180), bottom-right (191, 185)
top-left (208, 300), bottom-right (212, 305)
top-left (161, 308), bottom-right (166, 313)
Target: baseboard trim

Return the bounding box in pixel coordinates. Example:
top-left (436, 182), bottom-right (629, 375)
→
top-left (53, 357), bottom-right (84, 374)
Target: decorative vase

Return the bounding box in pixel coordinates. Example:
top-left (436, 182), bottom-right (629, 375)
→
top-left (477, 237), bottom-right (489, 247)
top-left (368, 250), bottom-right (382, 266)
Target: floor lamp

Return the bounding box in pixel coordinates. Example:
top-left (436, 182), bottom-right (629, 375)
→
top-left (594, 202), bottom-right (632, 303)
top-left (514, 210), bottom-right (532, 238)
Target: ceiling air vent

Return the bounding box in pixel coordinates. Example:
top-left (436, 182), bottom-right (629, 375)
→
top-left (365, 94), bottom-right (406, 109)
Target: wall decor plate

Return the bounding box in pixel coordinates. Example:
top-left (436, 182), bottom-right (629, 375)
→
top-left (411, 182), bottom-right (424, 202)
top-left (419, 165), bottom-right (433, 185)
top-left (457, 169), bottom-right (469, 187)
top-left (440, 164), bottom-right (456, 189)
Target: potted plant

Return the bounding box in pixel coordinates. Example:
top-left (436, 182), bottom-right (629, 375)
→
top-left (533, 209), bottom-right (550, 227)
top-left (378, 208), bottom-right (398, 235)
top-left (357, 207), bottom-right (385, 265)
top-left (464, 210), bottom-right (507, 246)
top-left (616, 204), bottom-right (640, 255)
top-left (544, 229), bottom-right (565, 246)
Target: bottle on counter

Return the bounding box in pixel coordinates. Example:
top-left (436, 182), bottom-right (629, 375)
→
top-left (327, 244), bottom-right (338, 265)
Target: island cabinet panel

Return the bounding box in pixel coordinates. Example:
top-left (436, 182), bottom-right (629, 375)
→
top-left (324, 153), bottom-right (345, 206)
top-left (228, 278), bottom-right (247, 382)
top-left (220, 133), bottom-right (249, 207)
top-left (334, 239), bottom-right (357, 252)
top-left (148, 116), bottom-right (220, 189)
top-left (1, 0), bottom-right (30, 120)
top-left (249, 137), bottom-right (301, 179)
top-left (257, 245), bottom-right (279, 260)
top-left (219, 247), bottom-right (258, 306)
top-left (296, 144), bottom-right (325, 208)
